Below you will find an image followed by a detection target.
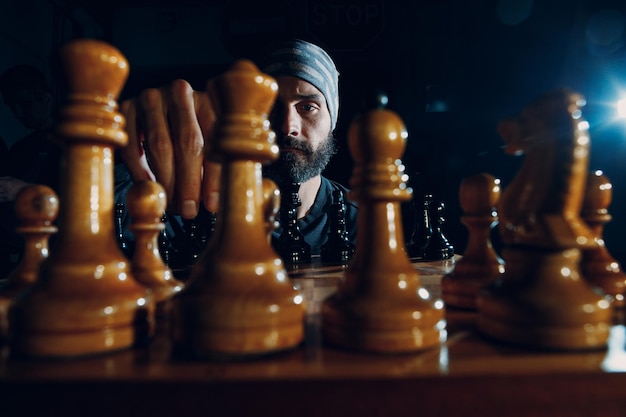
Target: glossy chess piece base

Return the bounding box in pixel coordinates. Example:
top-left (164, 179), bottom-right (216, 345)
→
top-left (477, 247), bottom-right (611, 350)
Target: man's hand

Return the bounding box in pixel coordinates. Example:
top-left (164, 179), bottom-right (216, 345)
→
top-left (119, 79), bottom-right (221, 217)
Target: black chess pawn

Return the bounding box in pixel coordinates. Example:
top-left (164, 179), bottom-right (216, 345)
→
top-left (115, 202), bottom-right (133, 258)
top-left (423, 199), bottom-right (454, 260)
top-left (275, 182), bottom-right (311, 264)
top-left (321, 189), bottom-right (355, 264)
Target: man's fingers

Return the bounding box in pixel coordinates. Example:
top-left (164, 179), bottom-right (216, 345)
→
top-left (193, 90), bottom-right (217, 153)
top-left (119, 98), bottom-right (155, 182)
top-left (168, 79), bottom-right (204, 218)
top-left (197, 81), bottom-right (221, 213)
top-left (139, 87), bottom-right (175, 206)
top-left (202, 160), bottom-right (221, 212)
top-left (120, 80), bottom-right (220, 218)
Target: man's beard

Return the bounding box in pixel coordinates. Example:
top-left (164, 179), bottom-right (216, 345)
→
top-left (263, 132), bottom-right (337, 184)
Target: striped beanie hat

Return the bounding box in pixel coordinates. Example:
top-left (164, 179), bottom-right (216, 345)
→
top-left (262, 39), bottom-right (340, 131)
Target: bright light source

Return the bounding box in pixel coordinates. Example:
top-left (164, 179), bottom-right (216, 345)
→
top-left (618, 99), bottom-right (626, 118)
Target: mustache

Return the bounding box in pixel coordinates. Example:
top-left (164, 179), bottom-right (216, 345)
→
top-left (277, 135), bottom-right (313, 154)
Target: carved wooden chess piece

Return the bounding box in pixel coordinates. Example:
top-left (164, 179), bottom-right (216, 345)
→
top-left (580, 170), bottom-right (626, 312)
top-left (127, 180), bottom-right (183, 317)
top-left (170, 60), bottom-right (304, 357)
top-left (441, 173), bottom-right (505, 309)
top-left (0, 185), bottom-right (58, 341)
top-left (9, 39), bottom-right (153, 358)
top-left (320, 189), bottom-right (355, 264)
top-left (322, 105), bottom-right (446, 353)
top-left (477, 89), bottom-right (611, 350)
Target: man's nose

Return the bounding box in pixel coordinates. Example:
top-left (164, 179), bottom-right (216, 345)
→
top-left (280, 107), bottom-right (300, 137)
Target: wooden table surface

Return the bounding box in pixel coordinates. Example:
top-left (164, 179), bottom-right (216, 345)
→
top-left (1, 257), bottom-right (625, 417)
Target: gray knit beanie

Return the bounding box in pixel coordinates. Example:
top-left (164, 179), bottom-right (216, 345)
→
top-left (262, 39), bottom-right (340, 132)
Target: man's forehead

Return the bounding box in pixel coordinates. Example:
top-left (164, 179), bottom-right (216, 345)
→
top-left (276, 75), bottom-right (325, 102)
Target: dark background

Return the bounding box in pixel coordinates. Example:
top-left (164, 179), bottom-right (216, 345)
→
top-left (2, 0), bottom-right (626, 262)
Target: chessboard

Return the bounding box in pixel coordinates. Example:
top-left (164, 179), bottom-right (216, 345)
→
top-left (0, 275), bottom-right (624, 417)
top-left (288, 255), bottom-right (458, 316)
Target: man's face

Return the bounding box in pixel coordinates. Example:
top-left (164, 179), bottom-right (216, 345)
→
top-left (264, 76), bottom-right (336, 184)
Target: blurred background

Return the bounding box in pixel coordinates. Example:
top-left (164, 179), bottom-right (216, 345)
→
top-left (2, 0), bottom-right (626, 262)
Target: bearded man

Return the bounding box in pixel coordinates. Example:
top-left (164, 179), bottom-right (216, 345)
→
top-left (116, 39), bottom-right (357, 257)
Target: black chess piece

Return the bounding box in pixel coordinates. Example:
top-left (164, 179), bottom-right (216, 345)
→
top-left (158, 213), bottom-right (171, 266)
top-left (321, 189), bottom-right (355, 264)
top-left (406, 194), bottom-right (454, 260)
top-left (195, 208), bottom-right (217, 249)
top-left (423, 199), bottom-right (454, 260)
top-left (115, 202), bottom-right (133, 258)
top-left (181, 217), bottom-right (203, 266)
top-left (160, 212), bottom-right (206, 272)
top-left (406, 194), bottom-right (433, 259)
top-left (275, 182), bottom-right (311, 264)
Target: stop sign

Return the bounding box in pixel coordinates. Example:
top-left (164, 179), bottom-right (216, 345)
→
top-left (305, 0), bottom-right (385, 51)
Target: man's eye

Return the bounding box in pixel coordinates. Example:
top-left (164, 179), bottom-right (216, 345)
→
top-left (301, 104), bottom-right (315, 112)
